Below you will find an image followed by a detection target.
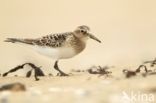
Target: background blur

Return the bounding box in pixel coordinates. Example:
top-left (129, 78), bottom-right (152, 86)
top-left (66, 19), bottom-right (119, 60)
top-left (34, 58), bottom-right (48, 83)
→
top-left (0, 0), bottom-right (156, 74)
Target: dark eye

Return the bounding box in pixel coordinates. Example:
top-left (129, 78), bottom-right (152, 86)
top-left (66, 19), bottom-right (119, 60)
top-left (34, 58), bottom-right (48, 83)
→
top-left (80, 30), bottom-right (86, 34)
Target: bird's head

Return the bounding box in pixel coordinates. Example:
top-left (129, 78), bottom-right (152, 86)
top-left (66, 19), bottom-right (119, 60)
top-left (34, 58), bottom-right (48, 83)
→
top-left (73, 25), bottom-right (101, 43)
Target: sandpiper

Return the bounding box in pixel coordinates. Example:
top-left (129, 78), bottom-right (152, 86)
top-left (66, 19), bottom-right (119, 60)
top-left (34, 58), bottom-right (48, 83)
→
top-left (5, 25), bottom-right (101, 76)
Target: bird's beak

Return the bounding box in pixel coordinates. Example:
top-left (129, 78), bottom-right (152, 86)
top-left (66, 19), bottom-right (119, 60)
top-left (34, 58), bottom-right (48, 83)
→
top-left (88, 33), bottom-right (101, 43)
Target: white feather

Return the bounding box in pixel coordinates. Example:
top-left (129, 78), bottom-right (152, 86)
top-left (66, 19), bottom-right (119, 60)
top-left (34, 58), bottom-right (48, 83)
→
top-left (33, 46), bottom-right (76, 60)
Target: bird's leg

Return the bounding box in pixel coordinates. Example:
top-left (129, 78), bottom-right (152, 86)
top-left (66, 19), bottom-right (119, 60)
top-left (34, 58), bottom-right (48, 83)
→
top-left (54, 60), bottom-right (69, 76)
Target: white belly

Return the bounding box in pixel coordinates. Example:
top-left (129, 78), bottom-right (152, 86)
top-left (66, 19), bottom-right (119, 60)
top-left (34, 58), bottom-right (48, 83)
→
top-left (33, 46), bottom-right (76, 60)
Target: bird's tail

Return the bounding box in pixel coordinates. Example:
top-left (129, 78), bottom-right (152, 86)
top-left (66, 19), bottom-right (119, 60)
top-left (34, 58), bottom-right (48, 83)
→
top-left (4, 38), bottom-right (34, 45)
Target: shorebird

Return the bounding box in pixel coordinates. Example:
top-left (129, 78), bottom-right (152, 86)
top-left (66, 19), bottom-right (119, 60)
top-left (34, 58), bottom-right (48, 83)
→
top-left (5, 25), bottom-right (101, 76)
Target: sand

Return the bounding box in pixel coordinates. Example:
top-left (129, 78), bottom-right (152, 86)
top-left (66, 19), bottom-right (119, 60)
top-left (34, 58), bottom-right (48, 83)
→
top-left (1, 0), bottom-right (156, 103)
top-left (0, 66), bottom-right (156, 103)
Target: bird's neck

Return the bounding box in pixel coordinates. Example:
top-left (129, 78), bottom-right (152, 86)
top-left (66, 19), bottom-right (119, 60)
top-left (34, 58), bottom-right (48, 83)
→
top-left (80, 37), bottom-right (88, 43)
top-left (73, 37), bottom-right (87, 54)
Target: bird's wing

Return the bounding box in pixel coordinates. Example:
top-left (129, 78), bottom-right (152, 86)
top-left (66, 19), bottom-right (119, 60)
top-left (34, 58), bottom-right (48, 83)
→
top-left (33, 32), bottom-right (72, 47)
top-left (5, 32), bottom-right (73, 47)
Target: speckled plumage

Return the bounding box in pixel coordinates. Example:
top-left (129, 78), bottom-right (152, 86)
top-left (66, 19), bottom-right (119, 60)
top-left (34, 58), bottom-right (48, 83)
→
top-left (34, 32), bottom-right (71, 47)
top-left (5, 25), bottom-right (101, 76)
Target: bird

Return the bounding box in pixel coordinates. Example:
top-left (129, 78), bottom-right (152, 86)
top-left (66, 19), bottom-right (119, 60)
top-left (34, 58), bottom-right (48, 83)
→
top-left (5, 25), bottom-right (101, 76)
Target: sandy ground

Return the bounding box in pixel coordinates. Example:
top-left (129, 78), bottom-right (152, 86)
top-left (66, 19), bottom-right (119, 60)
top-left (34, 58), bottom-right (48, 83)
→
top-left (0, 66), bottom-right (156, 103)
top-left (1, 0), bottom-right (156, 103)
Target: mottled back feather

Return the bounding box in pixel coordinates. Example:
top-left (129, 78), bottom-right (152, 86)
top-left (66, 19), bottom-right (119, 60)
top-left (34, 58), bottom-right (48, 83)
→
top-left (34, 32), bottom-right (72, 47)
top-left (5, 32), bottom-right (74, 48)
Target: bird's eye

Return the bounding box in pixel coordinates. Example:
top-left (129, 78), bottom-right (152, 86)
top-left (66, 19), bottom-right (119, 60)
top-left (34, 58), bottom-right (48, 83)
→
top-left (80, 30), bottom-right (86, 34)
